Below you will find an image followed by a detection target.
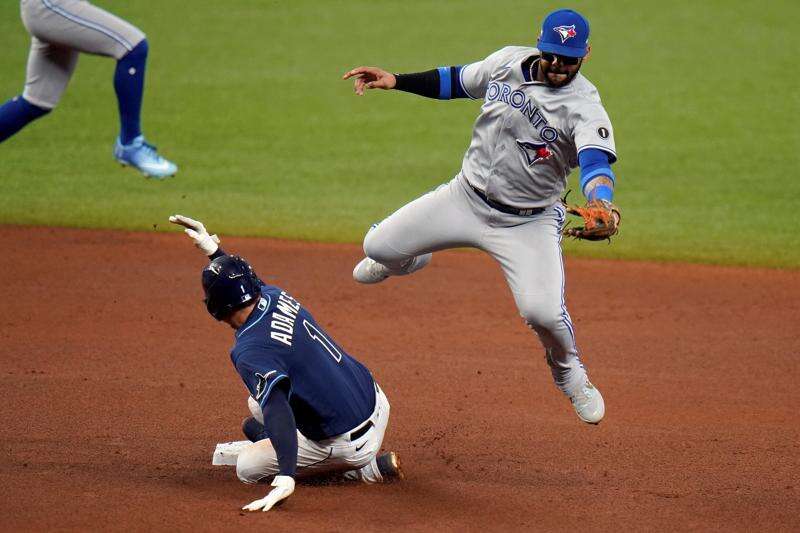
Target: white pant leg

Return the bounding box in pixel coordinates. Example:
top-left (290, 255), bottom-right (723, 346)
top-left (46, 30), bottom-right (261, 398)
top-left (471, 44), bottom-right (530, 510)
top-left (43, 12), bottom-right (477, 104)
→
top-left (236, 385), bottom-right (391, 484)
top-left (22, 36), bottom-right (78, 109)
top-left (363, 176), bottom-right (487, 270)
top-left (236, 430), bottom-right (334, 484)
top-left (21, 0), bottom-right (145, 59)
top-left (483, 203), bottom-right (588, 394)
top-left (332, 385), bottom-right (391, 483)
top-left (19, 0), bottom-right (146, 108)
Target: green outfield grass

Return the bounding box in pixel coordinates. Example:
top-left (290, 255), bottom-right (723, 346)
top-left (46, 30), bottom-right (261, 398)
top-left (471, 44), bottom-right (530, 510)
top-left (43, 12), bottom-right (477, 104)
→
top-left (1, 0), bottom-right (798, 267)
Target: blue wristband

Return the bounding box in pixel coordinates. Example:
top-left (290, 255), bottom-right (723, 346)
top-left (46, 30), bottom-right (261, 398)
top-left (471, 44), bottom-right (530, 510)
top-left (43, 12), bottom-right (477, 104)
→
top-left (590, 184), bottom-right (614, 202)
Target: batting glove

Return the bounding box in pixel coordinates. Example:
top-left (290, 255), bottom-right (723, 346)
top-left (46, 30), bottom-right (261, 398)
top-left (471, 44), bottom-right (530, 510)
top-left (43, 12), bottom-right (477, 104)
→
top-left (168, 214), bottom-right (220, 255)
top-left (242, 475), bottom-right (295, 512)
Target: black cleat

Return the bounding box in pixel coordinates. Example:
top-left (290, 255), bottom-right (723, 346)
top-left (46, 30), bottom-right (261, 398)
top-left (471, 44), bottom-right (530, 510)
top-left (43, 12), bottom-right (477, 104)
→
top-left (376, 451), bottom-right (404, 481)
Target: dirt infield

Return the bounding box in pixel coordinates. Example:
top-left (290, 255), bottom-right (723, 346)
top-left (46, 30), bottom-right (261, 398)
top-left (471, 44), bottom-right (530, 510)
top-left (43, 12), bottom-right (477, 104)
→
top-left (1, 225), bottom-right (798, 531)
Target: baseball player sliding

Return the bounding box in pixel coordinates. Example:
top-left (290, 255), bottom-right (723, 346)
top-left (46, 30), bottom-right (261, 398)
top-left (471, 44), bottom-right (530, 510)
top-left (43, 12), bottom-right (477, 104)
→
top-left (170, 215), bottom-right (402, 512)
top-left (342, 9), bottom-right (620, 424)
top-left (0, 0), bottom-right (176, 178)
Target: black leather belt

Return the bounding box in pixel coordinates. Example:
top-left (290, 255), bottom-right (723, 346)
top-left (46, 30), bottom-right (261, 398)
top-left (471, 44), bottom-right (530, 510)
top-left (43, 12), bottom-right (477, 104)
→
top-left (470, 185), bottom-right (544, 216)
top-left (350, 421), bottom-right (374, 441)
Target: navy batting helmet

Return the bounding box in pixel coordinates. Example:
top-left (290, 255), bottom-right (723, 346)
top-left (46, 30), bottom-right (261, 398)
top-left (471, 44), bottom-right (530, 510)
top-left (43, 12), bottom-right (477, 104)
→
top-left (201, 255), bottom-right (262, 320)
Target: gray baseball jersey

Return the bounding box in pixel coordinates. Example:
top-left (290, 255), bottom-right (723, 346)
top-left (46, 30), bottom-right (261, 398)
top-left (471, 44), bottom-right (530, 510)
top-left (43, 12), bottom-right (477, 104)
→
top-left (19, 0), bottom-right (145, 108)
top-left (458, 46), bottom-right (616, 208)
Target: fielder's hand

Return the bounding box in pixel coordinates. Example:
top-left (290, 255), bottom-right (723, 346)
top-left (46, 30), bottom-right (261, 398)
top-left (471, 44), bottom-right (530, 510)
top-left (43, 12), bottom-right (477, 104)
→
top-left (242, 475), bottom-right (295, 512)
top-left (562, 200), bottom-right (621, 242)
top-left (342, 66), bottom-right (396, 95)
top-left (168, 214), bottom-right (220, 255)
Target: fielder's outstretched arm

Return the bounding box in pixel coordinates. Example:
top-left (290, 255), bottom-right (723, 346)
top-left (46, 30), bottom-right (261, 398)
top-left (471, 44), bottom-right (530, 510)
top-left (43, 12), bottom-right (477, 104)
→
top-left (342, 65), bottom-right (470, 99)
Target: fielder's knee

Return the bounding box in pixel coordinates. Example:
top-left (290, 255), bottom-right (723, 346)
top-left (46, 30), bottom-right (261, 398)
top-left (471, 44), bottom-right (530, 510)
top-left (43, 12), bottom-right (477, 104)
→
top-left (120, 38), bottom-right (148, 62)
top-left (516, 298), bottom-right (561, 332)
top-left (363, 227), bottom-right (404, 265)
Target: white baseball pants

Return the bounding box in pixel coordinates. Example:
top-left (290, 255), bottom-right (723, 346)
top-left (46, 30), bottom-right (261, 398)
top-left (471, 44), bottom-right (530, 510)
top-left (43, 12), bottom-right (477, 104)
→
top-left (363, 174), bottom-right (589, 395)
top-left (236, 385), bottom-right (391, 484)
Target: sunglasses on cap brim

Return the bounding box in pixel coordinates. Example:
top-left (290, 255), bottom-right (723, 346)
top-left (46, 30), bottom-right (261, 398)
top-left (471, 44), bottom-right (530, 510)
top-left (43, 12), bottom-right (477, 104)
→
top-left (541, 52), bottom-right (582, 66)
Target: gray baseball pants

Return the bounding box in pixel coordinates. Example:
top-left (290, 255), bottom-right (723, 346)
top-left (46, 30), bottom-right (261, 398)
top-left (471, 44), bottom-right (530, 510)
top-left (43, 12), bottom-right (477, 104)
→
top-left (19, 0), bottom-right (145, 109)
top-left (363, 173), bottom-right (589, 394)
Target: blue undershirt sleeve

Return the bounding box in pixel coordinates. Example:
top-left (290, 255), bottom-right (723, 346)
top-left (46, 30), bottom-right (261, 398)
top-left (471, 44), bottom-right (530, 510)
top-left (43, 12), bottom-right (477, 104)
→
top-left (262, 384), bottom-right (298, 477)
top-left (439, 66), bottom-right (468, 99)
top-left (578, 148), bottom-right (616, 201)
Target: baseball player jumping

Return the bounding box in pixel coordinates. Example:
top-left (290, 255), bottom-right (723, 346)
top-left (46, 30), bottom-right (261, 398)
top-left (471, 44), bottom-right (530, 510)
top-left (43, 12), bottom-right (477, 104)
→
top-left (342, 9), bottom-right (620, 424)
top-left (170, 215), bottom-right (402, 512)
top-left (0, 0), bottom-right (177, 178)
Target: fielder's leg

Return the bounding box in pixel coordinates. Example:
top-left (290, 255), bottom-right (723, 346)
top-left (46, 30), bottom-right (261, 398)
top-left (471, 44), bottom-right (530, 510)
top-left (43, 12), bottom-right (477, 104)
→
top-left (354, 176), bottom-right (486, 283)
top-left (484, 203), bottom-right (604, 424)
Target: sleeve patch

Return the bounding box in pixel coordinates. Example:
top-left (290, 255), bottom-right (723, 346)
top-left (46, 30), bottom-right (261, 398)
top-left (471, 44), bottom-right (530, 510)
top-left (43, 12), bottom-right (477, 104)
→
top-left (255, 371), bottom-right (290, 407)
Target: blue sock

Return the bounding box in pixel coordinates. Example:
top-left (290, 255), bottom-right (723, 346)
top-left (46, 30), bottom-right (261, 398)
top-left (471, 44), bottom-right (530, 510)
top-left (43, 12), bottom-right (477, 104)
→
top-left (114, 39), bottom-right (148, 145)
top-left (0, 96), bottom-right (50, 143)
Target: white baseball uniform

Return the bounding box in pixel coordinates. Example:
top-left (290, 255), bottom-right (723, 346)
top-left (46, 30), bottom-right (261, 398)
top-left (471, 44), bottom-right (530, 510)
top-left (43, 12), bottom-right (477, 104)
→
top-left (363, 46), bottom-right (617, 396)
top-left (215, 384), bottom-right (391, 484)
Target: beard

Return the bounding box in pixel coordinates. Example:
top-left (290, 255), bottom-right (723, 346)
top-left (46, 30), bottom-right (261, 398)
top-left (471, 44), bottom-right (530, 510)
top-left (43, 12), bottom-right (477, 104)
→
top-left (540, 61), bottom-right (580, 88)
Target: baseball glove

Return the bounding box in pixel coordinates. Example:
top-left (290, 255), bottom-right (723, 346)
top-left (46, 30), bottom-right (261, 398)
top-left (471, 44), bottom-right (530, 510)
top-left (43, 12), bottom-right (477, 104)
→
top-left (562, 198), bottom-right (621, 241)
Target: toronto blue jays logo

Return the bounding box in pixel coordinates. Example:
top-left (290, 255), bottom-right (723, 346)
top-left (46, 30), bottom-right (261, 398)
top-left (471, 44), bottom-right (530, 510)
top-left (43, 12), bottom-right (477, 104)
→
top-left (516, 140), bottom-right (552, 166)
top-left (554, 25), bottom-right (577, 43)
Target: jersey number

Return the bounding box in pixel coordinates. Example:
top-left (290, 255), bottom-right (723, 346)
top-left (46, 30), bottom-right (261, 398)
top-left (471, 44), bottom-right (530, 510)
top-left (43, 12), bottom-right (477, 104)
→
top-left (303, 320), bottom-right (343, 363)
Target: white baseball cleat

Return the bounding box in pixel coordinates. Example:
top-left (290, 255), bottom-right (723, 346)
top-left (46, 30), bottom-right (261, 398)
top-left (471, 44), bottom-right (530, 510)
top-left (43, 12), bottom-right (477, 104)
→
top-left (353, 254), bottom-right (432, 284)
top-left (212, 440), bottom-right (252, 466)
top-left (569, 381), bottom-right (605, 424)
top-left (353, 257), bottom-right (391, 284)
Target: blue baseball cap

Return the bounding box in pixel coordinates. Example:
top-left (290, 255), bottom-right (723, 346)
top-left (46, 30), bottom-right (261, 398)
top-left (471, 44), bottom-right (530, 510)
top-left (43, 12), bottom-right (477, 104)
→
top-left (537, 9), bottom-right (590, 58)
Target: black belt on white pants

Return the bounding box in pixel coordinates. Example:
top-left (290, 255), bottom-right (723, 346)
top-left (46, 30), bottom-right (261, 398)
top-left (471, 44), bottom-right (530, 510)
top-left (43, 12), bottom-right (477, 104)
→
top-left (470, 185), bottom-right (544, 216)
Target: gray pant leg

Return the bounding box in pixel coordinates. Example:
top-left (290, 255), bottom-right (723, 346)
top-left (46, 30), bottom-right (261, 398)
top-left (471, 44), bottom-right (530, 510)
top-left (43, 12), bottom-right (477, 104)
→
top-left (19, 0), bottom-right (146, 109)
top-left (368, 176), bottom-right (588, 393)
top-left (483, 203), bottom-right (588, 394)
top-left (363, 176), bottom-right (486, 269)
top-left (21, 0), bottom-right (145, 59)
top-left (22, 36), bottom-right (79, 109)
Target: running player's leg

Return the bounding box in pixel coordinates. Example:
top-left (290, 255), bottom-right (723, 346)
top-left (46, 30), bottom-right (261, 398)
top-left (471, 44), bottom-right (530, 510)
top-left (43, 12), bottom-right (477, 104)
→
top-left (361, 176), bottom-right (485, 275)
top-left (0, 36), bottom-right (72, 143)
top-left (485, 205), bottom-right (597, 408)
top-left (20, 0), bottom-right (175, 176)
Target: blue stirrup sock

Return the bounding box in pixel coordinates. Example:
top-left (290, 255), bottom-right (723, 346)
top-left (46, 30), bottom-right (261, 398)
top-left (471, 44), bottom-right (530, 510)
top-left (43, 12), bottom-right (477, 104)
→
top-left (114, 39), bottom-right (149, 145)
top-left (0, 96), bottom-right (50, 143)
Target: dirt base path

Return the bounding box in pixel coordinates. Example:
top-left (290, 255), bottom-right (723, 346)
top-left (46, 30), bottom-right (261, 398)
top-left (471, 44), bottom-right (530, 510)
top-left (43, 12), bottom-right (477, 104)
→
top-left (1, 226), bottom-right (798, 531)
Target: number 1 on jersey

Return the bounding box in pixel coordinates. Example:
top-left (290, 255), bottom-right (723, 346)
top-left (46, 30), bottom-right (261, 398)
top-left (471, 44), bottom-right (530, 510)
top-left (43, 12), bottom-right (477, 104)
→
top-left (303, 319), bottom-right (343, 363)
